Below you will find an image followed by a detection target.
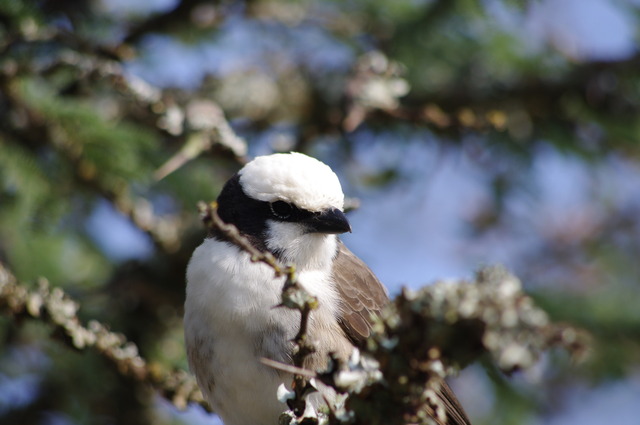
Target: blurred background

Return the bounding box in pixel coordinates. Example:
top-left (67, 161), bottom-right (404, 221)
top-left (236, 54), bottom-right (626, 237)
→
top-left (1, 0), bottom-right (639, 424)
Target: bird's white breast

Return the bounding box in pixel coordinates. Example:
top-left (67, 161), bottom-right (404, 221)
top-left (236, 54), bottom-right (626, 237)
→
top-left (184, 236), bottom-right (350, 425)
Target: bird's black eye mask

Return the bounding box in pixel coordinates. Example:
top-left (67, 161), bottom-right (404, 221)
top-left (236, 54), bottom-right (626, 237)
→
top-left (268, 200), bottom-right (313, 223)
top-left (213, 173), bottom-right (336, 250)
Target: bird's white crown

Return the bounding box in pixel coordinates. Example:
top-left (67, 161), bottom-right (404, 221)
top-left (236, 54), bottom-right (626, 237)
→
top-left (239, 152), bottom-right (344, 212)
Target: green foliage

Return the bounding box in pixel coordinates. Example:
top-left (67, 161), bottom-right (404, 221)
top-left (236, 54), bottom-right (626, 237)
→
top-left (0, 140), bottom-right (112, 287)
top-left (533, 288), bottom-right (640, 381)
top-left (18, 78), bottom-right (158, 185)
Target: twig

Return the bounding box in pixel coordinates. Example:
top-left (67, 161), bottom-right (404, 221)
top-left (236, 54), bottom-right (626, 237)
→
top-left (260, 358), bottom-right (317, 378)
top-left (197, 201), bottom-right (319, 418)
top-left (197, 201), bottom-right (285, 275)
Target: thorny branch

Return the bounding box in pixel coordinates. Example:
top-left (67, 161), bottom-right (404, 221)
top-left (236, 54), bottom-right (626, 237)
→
top-left (0, 262), bottom-right (208, 412)
top-left (198, 201), bottom-right (320, 419)
top-left (197, 201), bottom-right (285, 275)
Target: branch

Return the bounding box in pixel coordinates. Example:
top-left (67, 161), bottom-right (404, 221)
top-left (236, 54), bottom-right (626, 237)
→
top-left (197, 201), bottom-right (285, 275)
top-left (0, 262), bottom-right (208, 412)
top-left (373, 54), bottom-right (640, 138)
top-left (317, 266), bottom-right (590, 425)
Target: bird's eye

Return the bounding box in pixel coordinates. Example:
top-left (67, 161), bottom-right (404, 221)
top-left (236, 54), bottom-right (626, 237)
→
top-left (270, 201), bottom-right (293, 219)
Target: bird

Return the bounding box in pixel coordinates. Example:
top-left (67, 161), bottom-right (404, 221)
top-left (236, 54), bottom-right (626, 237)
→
top-left (184, 152), bottom-right (471, 425)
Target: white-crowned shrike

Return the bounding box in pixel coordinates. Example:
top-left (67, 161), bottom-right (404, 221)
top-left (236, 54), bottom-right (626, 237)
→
top-left (184, 152), bottom-right (470, 425)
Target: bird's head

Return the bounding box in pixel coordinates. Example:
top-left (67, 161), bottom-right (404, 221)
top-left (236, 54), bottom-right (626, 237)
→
top-left (215, 152), bottom-right (350, 267)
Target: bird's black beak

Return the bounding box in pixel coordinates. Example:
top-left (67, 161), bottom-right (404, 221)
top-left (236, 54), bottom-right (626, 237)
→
top-left (304, 208), bottom-right (351, 234)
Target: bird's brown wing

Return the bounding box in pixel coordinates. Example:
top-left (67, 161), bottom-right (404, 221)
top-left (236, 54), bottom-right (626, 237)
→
top-left (332, 241), bottom-right (388, 344)
top-left (332, 241), bottom-right (472, 425)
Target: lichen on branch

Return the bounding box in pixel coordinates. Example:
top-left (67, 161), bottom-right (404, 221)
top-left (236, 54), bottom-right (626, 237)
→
top-left (0, 262), bottom-right (206, 411)
top-left (317, 266), bottom-right (589, 425)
